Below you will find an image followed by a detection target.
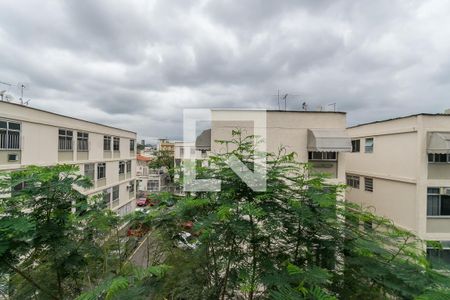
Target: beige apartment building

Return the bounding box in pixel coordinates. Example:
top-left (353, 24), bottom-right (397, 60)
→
top-left (211, 110), bottom-right (352, 185)
top-left (136, 154), bottom-right (169, 193)
top-left (0, 101), bottom-right (137, 215)
top-left (345, 112), bottom-right (450, 262)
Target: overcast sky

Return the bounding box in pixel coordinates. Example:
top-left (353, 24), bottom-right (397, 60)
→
top-left (1, 0), bottom-right (450, 142)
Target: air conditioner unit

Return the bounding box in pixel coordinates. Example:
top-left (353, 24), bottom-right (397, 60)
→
top-left (126, 185), bottom-right (132, 190)
top-left (8, 154), bottom-right (18, 162)
top-left (440, 187), bottom-right (450, 195)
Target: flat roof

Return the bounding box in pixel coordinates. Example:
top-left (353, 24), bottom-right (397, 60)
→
top-left (0, 101), bottom-right (136, 134)
top-left (211, 109), bottom-right (346, 114)
top-left (348, 113), bottom-right (450, 129)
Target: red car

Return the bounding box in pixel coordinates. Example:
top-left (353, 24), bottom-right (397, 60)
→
top-left (136, 197), bottom-right (149, 207)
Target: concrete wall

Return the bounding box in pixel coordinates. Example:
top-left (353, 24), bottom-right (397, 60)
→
top-left (346, 131), bottom-right (418, 181)
top-left (346, 177), bottom-right (418, 232)
top-left (211, 110), bottom-right (348, 184)
top-left (0, 101), bottom-right (137, 213)
top-left (346, 114), bottom-right (450, 241)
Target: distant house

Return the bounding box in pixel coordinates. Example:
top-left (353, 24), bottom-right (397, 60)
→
top-left (136, 154), bottom-right (169, 193)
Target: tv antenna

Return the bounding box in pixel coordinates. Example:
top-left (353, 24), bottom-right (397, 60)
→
top-left (17, 82), bottom-right (28, 102)
top-left (328, 103), bottom-right (336, 112)
top-left (273, 90), bottom-right (301, 110)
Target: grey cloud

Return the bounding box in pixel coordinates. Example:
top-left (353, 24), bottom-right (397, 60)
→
top-left (1, 0), bottom-right (450, 141)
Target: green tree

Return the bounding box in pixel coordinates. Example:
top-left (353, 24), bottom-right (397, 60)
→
top-left (133, 130), bottom-right (450, 299)
top-left (0, 165), bottom-right (122, 299)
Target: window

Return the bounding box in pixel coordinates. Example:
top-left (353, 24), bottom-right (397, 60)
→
top-left (97, 163), bottom-right (106, 179)
top-left (77, 132), bottom-right (89, 151)
top-left (364, 177), bottom-right (373, 192)
top-left (130, 139), bottom-right (135, 151)
top-left (84, 163), bottom-right (95, 180)
top-left (112, 185), bottom-right (119, 207)
top-left (308, 151), bottom-right (337, 161)
top-left (180, 147), bottom-right (184, 156)
top-left (427, 242), bottom-right (450, 268)
top-left (113, 137), bottom-right (120, 151)
top-left (427, 187), bottom-right (450, 216)
top-left (0, 120), bottom-right (21, 149)
top-left (129, 180), bottom-right (135, 193)
top-left (346, 174), bottom-right (360, 189)
top-left (126, 160), bottom-right (131, 173)
top-left (148, 180), bottom-right (159, 191)
top-left (8, 154), bottom-right (18, 162)
top-left (119, 161), bottom-right (125, 174)
top-left (351, 139), bottom-right (360, 152)
top-left (104, 136), bottom-right (111, 151)
top-left (58, 129), bottom-right (73, 151)
top-left (365, 138), bottom-right (374, 153)
top-left (103, 189), bottom-right (111, 208)
top-left (428, 153), bottom-right (449, 163)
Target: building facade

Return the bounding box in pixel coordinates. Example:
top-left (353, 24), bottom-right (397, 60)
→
top-left (211, 110), bottom-right (351, 185)
top-left (345, 113), bottom-right (450, 263)
top-left (0, 101), bottom-right (137, 215)
top-left (136, 154), bottom-right (169, 194)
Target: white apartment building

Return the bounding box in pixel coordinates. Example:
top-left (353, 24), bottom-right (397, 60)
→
top-left (211, 110), bottom-right (352, 185)
top-left (174, 129), bottom-right (211, 168)
top-left (136, 154), bottom-right (169, 193)
top-left (345, 112), bottom-right (450, 264)
top-left (0, 101), bottom-right (137, 215)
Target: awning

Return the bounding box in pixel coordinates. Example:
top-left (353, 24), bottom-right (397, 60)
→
top-left (427, 132), bottom-right (450, 154)
top-left (307, 129), bottom-right (352, 152)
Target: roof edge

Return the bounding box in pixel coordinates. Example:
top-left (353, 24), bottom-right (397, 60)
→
top-left (0, 101), bottom-right (137, 134)
top-left (348, 113), bottom-right (450, 129)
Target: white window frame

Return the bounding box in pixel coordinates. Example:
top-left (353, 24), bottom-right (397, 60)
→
top-left (308, 151), bottom-right (337, 161)
top-left (346, 174), bottom-right (360, 189)
top-left (77, 132), bottom-right (89, 152)
top-left (351, 139), bottom-right (360, 153)
top-left (119, 161), bottom-right (126, 174)
top-left (84, 163), bottom-right (95, 180)
top-left (428, 153), bottom-right (450, 163)
top-left (58, 129), bottom-right (73, 151)
top-left (0, 119), bottom-right (21, 150)
top-left (427, 187), bottom-right (450, 216)
top-left (113, 137), bottom-right (120, 151)
top-left (112, 185), bottom-right (120, 207)
top-left (365, 138), bottom-right (374, 153)
top-left (104, 135), bottom-right (111, 151)
top-left (364, 177), bottom-right (373, 192)
top-left (97, 163), bottom-right (106, 179)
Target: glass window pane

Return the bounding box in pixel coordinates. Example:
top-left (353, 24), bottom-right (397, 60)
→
top-left (427, 195), bottom-right (440, 216)
top-left (441, 195), bottom-right (450, 216)
top-left (428, 187), bottom-right (440, 194)
top-left (8, 122), bottom-right (20, 130)
top-left (0, 121), bottom-right (6, 129)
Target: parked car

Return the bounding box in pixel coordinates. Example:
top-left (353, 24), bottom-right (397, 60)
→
top-left (136, 197), bottom-right (149, 207)
top-left (175, 231), bottom-right (199, 250)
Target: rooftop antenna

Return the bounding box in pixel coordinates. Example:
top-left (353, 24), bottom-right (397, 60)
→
top-left (0, 90), bottom-right (6, 101)
top-left (277, 89), bottom-right (280, 110)
top-left (282, 94), bottom-right (288, 111)
top-left (17, 82), bottom-right (28, 104)
top-left (302, 102), bottom-right (308, 111)
top-left (328, 103), bottom-right (336, 112)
